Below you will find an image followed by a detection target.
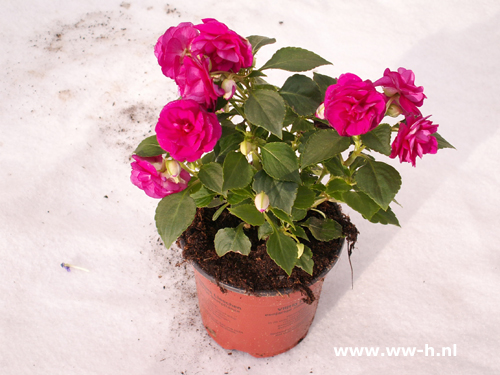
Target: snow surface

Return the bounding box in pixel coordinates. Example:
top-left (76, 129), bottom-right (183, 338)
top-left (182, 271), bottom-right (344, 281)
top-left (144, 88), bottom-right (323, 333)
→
top-left (1, 0), bottom-right (500, 374)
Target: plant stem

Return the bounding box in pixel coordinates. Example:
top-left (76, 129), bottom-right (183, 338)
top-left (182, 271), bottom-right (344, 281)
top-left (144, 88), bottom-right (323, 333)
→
top-left (343, 136), bottom-right (365, 167)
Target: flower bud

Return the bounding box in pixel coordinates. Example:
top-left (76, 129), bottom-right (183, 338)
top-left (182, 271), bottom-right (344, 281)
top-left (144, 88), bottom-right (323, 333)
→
top-left (254, 191), bottom-right (269, 213)
top-left (382, 87), bottom-right (399, 97)
top-left (240, 139), bottom-right (256, 156)
top-left (165, 160), bottom-right (182, 178)
top-left (296, 243), bottom-right (304, 259)
top-left (222, 79), bottom-right (237, 100)
top-left (386, 102), bottom-right (403, 117)
top-left (315, 103), bottom-right (325, 119)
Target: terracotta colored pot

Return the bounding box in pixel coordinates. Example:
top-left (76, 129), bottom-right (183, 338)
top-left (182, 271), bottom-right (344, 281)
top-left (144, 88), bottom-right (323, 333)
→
top-left (192, 240), bottom-right (343, 358)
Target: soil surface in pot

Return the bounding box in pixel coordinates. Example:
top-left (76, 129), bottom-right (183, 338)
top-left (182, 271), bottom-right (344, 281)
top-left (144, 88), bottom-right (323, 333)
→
top-left (179, 202), bottom-right (358, 300)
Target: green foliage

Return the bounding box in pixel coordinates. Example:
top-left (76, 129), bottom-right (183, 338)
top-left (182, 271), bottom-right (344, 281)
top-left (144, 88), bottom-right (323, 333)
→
top-left (266, 231), bottom-right (298, 276)
top-left (259, 47), bottom-right (332, 72)
top-left (155, 190), bottom-right (196, 249)
top-left (246, 35), bottom-right (276, 54)
top-left (296, 245), bottom-right (314, 275)
top-left (253, 170), bottom-right (298, 214)
top-left (198, 162), bottom-right (224, 194)
top-left (301, 129), bottom-right (350, 167)
top-left (222, 152), bottom-right (253, 191)
top-left (244, 89), bottom-right (286, 138)
top-left (134, 135), bottom-right (165, 157)
top-left (354, 160), bottom-right (401, 211)
top-left (360, 124), bottom-right (392, 156)
top-left (214, 223), bottom-right (252, 256)
top-left (261, 143), bottom-right (301, 183)
top-left (280, 74), bottom-right (322, 116)
top-left (300, 217), bottom-right (343, 241)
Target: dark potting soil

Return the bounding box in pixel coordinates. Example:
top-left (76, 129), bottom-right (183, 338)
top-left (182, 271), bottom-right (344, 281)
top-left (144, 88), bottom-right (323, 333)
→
top-left (179, 202), bottom-right (358, 301)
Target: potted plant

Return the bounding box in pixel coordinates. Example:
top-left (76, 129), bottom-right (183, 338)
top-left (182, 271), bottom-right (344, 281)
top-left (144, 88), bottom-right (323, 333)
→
top-left (130, 18), bottom-right (453, 357)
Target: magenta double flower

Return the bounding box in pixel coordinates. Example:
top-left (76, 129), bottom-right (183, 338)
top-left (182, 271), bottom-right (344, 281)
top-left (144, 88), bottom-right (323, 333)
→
top-left (390, 115), bottom-right (438, 167)
top-left (130, 155), bottom-right (191, 199)
top-left (154, 18), bottom-right (253, 110)
top-left (374, 67), bottom-right (426, 116)
top-left (323, 73), bottom-right (386, 137)
top-left (155, 99), bottom-right (222, 163)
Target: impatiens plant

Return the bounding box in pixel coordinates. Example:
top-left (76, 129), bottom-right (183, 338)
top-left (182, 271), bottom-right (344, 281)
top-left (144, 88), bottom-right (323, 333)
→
top-left (130, 18), bottom-right (453, 276)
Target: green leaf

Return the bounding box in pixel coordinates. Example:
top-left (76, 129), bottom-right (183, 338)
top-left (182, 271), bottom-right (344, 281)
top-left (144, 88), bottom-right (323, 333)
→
top-left (291, 117), bottom-right (315, 132)
top-left (280, 74), bottom-right (322, 116)
top-left (341, 191), bottom-right (380, 219)
top-left (244, 89), bottom-right (286, 138)
top-left (228, 204), bottom-right (265, 226)
top-left (283, 106), bottom-right (299, 126)
top-left (198, 162), bottom-right (224, 194)
top-left (267, 231), bottom-right (298, 275)
top-left (155, 190), bottom-right (196, 248)
top-left (134, 135), bottom-right (165, 157)
top-left (246, 35), bottom-right (276, 54)
top-left (354, 160), bottom-right (401, 210)
top-left (291, 207), bottom-right (308, 221)
top-left (217, 132), bottom-right (245, 158)
top-left (258, 222), bottom-right (273, 240)
top-left (313, 72), bottom-right (337, 97)
top-left (360, 124), bottom-right (392, 156)
top-left (293, 185), bottom-right (316, 209)
top-left (267, 130), bottom-right (294, 144)
top-left (301, 129), bottom-right (351, 167)
top-left (269, 207), bottom-right (294, 226)
top-left (227, 186), bottom-right (253, 205)
top-left (296, 245), bottom-right (314, 275)
top-left (190, 186), bottom-right (216, 207)
top-left (207, 197), bottom-right (224, 208)
top-left (260, 47), bottom-right (332, 72)
top-left (201, 152), bottom-right (215, 164)
top-left (301, 217), bottom-right (343, 241)
top-left (222, 152), bottom-right (253, 191)
top-left (289, 226), bottom-right (309, 241)
top-left (432, 132), bottom-right (455, 149)
top-left (214, 223), bottom-right (252, 256)
top-left (369, 206), bottom-right (401, 226)
top-left (325, 178), bottom-right (351, 195)
top-left (252, 170), bottom-right (298, 214)
top-left (212, 202), bottom-right (229, 221)
top-left (248, 70), bottom-right (267, 78)
top-left (261, 142), bottom-right (301, 183)
top-left (324, 156), bottom-right (348, 177)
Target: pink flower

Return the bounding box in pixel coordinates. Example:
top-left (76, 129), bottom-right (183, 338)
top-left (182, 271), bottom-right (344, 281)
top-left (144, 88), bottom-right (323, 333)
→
top-left (390, 115), bottom-right (439, 167)
top-left (191, 18), bottom-right (253, 73)
top-left (154, 22), bottom-right (199, 80)
top-left (374, 68), bottom-right (426, 116)
top-left (175, 56), bottom-right (225, 109)
top-left (130, 155), bottom-right (191, 198)
top-left (155, 99), bottom-right (222, 162)
top-left (324, 73), bottom-right (386, 136)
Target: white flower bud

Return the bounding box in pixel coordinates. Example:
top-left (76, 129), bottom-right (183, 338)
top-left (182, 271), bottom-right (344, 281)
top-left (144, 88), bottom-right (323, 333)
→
top-left (222, 79), bottom-right (237, 100)
top-left (315, 103), bottom-right (325, 119)
top-left (386, 102), bottom-right (403, 117)
top-left (240, 140), bottom-right (255, 156)
top-left (165, 160), bottom-right (182, 177)
top-left (296, 243), bottom-right (304, 259)
top-left (254, 191), bottom-right (269, 213)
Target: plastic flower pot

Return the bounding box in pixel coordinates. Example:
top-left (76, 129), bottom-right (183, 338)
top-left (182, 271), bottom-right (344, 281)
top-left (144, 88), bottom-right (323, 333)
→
top-left (191, 240), bottom-right (344, 358)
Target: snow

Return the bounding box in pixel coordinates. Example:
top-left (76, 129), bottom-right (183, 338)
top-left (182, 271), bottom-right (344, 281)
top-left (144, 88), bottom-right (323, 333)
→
top-left (1, 0), bottom-right (499, 374)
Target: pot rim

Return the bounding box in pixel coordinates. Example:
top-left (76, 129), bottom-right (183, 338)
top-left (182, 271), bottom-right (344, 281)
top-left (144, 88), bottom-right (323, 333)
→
top-left (190, 238), bottom-right (344, 297)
